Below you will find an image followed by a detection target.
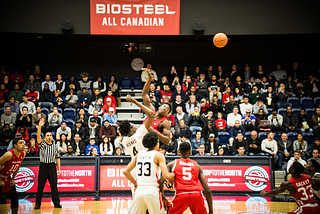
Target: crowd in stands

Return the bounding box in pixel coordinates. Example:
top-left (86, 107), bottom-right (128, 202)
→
top-left (1, 62), bottom-right (320, 171)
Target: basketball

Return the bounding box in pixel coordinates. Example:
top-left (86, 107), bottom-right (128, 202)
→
top-left (213, 33), bottom-right (228, 48)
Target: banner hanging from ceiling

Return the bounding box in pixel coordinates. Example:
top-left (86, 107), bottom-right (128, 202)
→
top-left (90, 0), bottom-right (180, 35)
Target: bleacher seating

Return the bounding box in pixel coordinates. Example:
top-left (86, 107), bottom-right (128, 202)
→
top-left (64, 108), bottom-right (76, 120)
top-left (277, 108), bottom-right (286, 116)
top-left (274, 133), bottom-right (281, 142)
top-left (218, 132), bottom-right (229, 146)
top-left (121, 77), bottom-right (133, 89)
top-left (287, 97), bottom-right (300, 108)
top-left (66, 120), bottom-right (75, 129)
top-left (292, 108), bottom-right (301, 116)
top-left (77, 108), bottom-right (88, 115)
top-left (133, 77), bottom-right (143, 89)
top-left (258, 132), bottom-right (267, 140)
top-left (302, 132), bottom-right (314, 151)
top-left (314, 97), bottom-right (320, 107)
top-left (245, 132), bottom-right (251, 138)
top-left (41, 108), bottom-right (49, 118)
top-left (306, 108), bottom-right (315, 119)
top-left (301, 97), bottom-right (313, 109)
top-left (287, 132), bottom-right (298, 143)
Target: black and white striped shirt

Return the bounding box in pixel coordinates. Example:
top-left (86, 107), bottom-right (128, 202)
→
top-left (39, 140), bottom-right (60, 163)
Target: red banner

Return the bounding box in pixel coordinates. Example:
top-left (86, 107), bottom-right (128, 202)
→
top-left (100, 165), bottom-right (271, 192)
top-left (90, 0), bottom-right (180, 35)
top-left (14, 166), bottom-right (95, 193)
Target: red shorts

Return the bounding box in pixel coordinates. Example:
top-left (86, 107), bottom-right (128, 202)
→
top-left (168, 191), bottom-right (207, 214)
top-left (0, 177), bottom-right (12, 193)
top-left (288, 204), bottom-right (320, 214)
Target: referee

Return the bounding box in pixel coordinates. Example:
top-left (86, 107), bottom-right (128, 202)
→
top-left (35, 118), bottom-right (62, 209)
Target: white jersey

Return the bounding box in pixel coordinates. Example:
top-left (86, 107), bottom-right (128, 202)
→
top-left (136, 149), bottom-right (160, 187)
top-left (123, 124), bottom-right (147, 158)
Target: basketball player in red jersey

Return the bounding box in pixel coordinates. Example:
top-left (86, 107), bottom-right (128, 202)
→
top-left (142, 68), bottom-right (170, 144)
top-left (0, 138), bottom-right (26, 214)
top-left (161, 142), bottom-right (213, 214)
top-left (261, 161), bottom-right (320, 214)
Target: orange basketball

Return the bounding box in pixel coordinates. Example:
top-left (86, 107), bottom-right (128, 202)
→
top-left (213, 33), bottom-right (228, 48)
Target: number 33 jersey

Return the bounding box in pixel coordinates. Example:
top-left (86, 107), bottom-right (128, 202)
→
top-left (123, 124), bottom-right (148, 158)
top-left (289, 174), bottom-right (318, 206)
top-left (172, 158), bottom-right (201, 193)
top-left (136, 150), bottom-right (160, 187)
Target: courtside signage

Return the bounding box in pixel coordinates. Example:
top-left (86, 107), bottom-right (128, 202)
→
top-left (90, 0), bottom-right (180, 35)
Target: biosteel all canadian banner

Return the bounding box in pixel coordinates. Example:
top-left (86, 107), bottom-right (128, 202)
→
top-left (100, 165), bottom-right (271, 192)
top-left (90, 0), bottom-right (180, 35)
top-left (14, 166), bottom-right (95, 193)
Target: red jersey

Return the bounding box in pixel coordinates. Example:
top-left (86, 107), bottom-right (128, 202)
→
top-left (0, 150), bottom-right (24, 192)
top-left (172, 158), bottom-right (201, 194)
top-left (289, 174), bottom-right (318, 206)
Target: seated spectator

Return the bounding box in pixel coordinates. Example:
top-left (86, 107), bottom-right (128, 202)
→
top-left (296, 82), bottom-right (307, 98)
top-left (23, 74), bottom-right (41, 92)
top-left (277, 133), bottom-right (294, 171)
top-left (65, 88), bottom-right (78, 109)
top-left (258, 76), bottom-right (269, 94)
top-left (88, 96), bottom-right (103, 116)
top-left (148, 83), bottom-right (161, 103)
top-left (308, 149), bottom-right (320, 164)
top-left (114, 147), bottom-right (123, 156)
top-left (75, 108), bottom-right (89, 127)
top-left (1, 105), bottom-right (17, 132)
top-left (206, 133), bottom-right (219, 155)
top-left (16, 127), bottom-right (29, 142)
top-left (255, 109), bottom-right (269, 132)
top-left (56, 121), bottom-right (71, 141)
top-left (160, 84), bottom-right (172, 103)
top-left (208, 74), bottom-right (222, 100)
top-left (166, 132), bottom-right (178, 155)
top-left (65, 76), bottom-right (79, 95)
top-left (27, 137), bottom-right (39, 156)
top-left (239, 96), bottom-right (252, 115)
top-left (312, 107), bottom-right (320, 134)
top-left (93, 76), bottom-right (107, 95)
top-left (3, 95), bottom-right (19, 115)
top-left (188, 106), bottom-right (205, 132)
top-left (103, 97), bottom-right (116, 117)
top-left (247, 130), bottom-right (263, 156)
top-left (100, 136), bottom-right (113, 156)
top-left (159, 144), bottom-right (167, 156)
top-left (283, 106), bottom-right (300, 133)
top-left (0, 123), bottom-right (14, 146)
top-left (92, 88), bottom-right (104, 103)
top-left (276, 83), bottom-right (291, 109)
top-left (70, 133), bottom-right (86, 156)
top-left (199, 98), bottom-right (211, 115)
top-left (39, 83), bottom-right (54, 110)
top-left (217, 147), bottom-right (225, 156)
top-left (19, 95), bottom-right (36, 115)
top-left (293, 133), bottom-right (308, 161)
top-left (186, 85), bottom-right (199, 101)
top-left (233, 87), bottom-right (244, 104)
top-left (0, 84), bottom-right (9, 108)
top-left (77, 72), bottom-right (93, 99)
top-left (31, 106), bottom-right (46, 133)
top-left (1, 75), bottom-right (13, 92)
top-left (191, 131), bottom-right (206, 155)
top-left (172, 95), bottom-right (186, 114)
top-left (71, 120), bottom-right (87, 143)
top-left (99, 120), bottom-right (116, 143)
top-left (148, 94), bottom-right (159, 112)
top-left (210, 95), bottom-right (223, 115)
top-left (270, 64), bottom-right (287, 82)
top-left (195, 144), bottom-right (208, 156)
top-left (220, 77), bottom-right (234, 94)
top-left (78, 87), bottom-right (90, 109)
top-left (107, 75), bottom-right (121, 106)
top-left (307, 74), bottom-right (320, 98)
top-left (9, 84), bottom-right (24, 104)
top-left (33, 64), bottom-right (44, 82)
top-left (17, 106), bottom-right (32, 132)
top-left (182, 75), bottom-right (197, 94)
top-left (309, 138), bottom-right (320, 158)
top-left (175, 119), bottom-right (191, 139)
top-left (174, 106), bottom-right (188, 126)
top-left (104, 89), bottom-right (117, 107)
top-left (202, 115), bottom-right (218, 141)
top-left (244, 77), bottom-right (256, 94)
top-left (104, 107), bottom-right (117, 127)
top-left (262, 86), bottom-right (276, 109)
top-left (53, 88), bottom-right (65, 109)
top-left (232, 132), bottom-right (249, 155)
top-left (268, 109), bottom-right (285, 133)
top-left (286, 150), bottom-right (306, 174)
top-left (172, 84), bottom-right (187, 102)
top-left (141, 63), bottom-right (158, 83)
top-left (185, 95), bottom-right (199, 115)
top-left (89, 110), bottom-right (103, 127)
top-left (225, 95), bottom-right (239, 114)
top-left (6, 133), bottom-right (26, 151)
top-left (62, 145), bottom-right (76, 157)
top-left (235, 146), bottom-right (247, 156)
top-left (86, 138), bottom-right (100, 155)
top-left (248, 85), bottom-right (262, 104)
top-left (10, 69), bottom-right (23, 85)
top-left (88, 118), bottom-right (100, 141)
top-left (46, 106), bottom-right (63, 132)
top-left (227, 107), bottom-right (242, 131)
top-left (298, 109), bottom-right (313, 133)
top-left (285, 76), bottom-right (296, 97)
top-left (57, 133), bottom-right (69, 156)
top-left (261, 131), bottom-right (278, 161)
top-left (241, 109), bottom-right (256, 132)
top-left (215, 112), bottom-right (226, 132)
top-left (222, 87), bottom-right (232, 105)
top-left (195, 74), bottom-right (209, 100)
top-left (41, 74), bottom-right (54, 91)
top-left (252, 97), bottom-right (268, 115)
top-left (233, 76), bottom-right (246, 96)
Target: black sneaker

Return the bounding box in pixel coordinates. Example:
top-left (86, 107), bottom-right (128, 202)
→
top-left (34, 205), bottom-right (41, 209)
top-left (54, 204), bottom-right (62, 208)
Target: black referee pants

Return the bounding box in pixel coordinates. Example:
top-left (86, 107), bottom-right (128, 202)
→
top-left (35, 163), bottom-right (60, 206)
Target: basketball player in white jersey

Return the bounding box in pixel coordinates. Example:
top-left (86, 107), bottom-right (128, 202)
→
top-left (124, 132), bottom-right (175, 214)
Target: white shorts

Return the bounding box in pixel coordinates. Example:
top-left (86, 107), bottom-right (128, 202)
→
top-left (129, 186), bottom-right (164, 214)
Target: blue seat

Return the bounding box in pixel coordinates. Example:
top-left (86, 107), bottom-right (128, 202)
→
top-left (121, 77), bottom-right (133, 89)
top-left (0, 108), bottom-right (3, 116)
top-left (0, 146), bottom-right (8, 157)
top-left (133, 77), bottom-right (143, 89)
top-left (51, 132), bottom-right (56, 141)
top-left (301, 97), bottom-right (313, 109)
top-left (75, 76), bottom-right (82, 82)
top-left (31, 132), bottom-right (44, 140)
top-left (274, 133), bottom-right (281, 142)
top-left (258, 132), bottom-right (267, 140)
top-left (306, 108), bottom-right (315, 119)
top-left (116, 77), bottom-right (120, 84)
top-left (278, 108), bottom-right (286, 116)
top-left (218, 132), bottom-right (229, 145)
top-left (287, 132), bottom-right (298, 143)
top-left (63, 108), bottom-right (76, 120)
top-left (66, 120), bottom-right (75, 129)
top-left (314, 97), bottom-right (320, 107)
top-left (88, 76), bottom-right (96, 82)
top-left (77, 108), bottom-right (88, 116)
top-left (287, 97), bottom-right (300, 108)
top-left (267, 108), bottom-right (273, 115)
top-left (103, 77), bottom-right (108, 83)
top-left (292, 108), bottom-right (301, 116)
top-left (302, 132), bottom-right (314, 151)
top-left (51, 76), bottom-right (57, 81)
top-left (63, 76), bottom-right (70, 82)
top-left (245, 132), bottom-right (251, 138)
top-left (41, 107), bottom-right (49, 118)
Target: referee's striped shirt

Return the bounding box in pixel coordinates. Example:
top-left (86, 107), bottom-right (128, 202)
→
top-left (39, 140), bottom-right (60, 163)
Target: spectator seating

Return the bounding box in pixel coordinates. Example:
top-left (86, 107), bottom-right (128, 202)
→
top-left (267, 108), bottom-right (273, 115)
top-left (63, 108), bottom-right (76, 120)
top-left (302, 132), bottom-right (314, 151)
top-left (51, 132), bottom-right (56, 141)
top-left (292, 108), bottom-right (301, 116)
top-left (0, 108), bottom-right (4, 115)
top-left (278, 108), bottom-right (286, 116)
top-left (121, 77), bottom-right (133, 89)
top-left (287, 132), bottom-right (298, 143)
top-left (133, 77), bottom-right (143, 89)
top-left (75, 76), bottom-right (82, 82)
top-left (41, 108), bottom-right (49, 118)
top-left (274, 133), bottom-right (281, 142)
top-left (88, 77), bottom-right (96, 82)
top-left (306, 108), bottom-right (315, 119)
top-left (258, 132), bottom-right (267, 140)
top-left (314, 97), bottom-right (320, 107)
top-left (31, 132), bottom-right (44, 139)
top-left (103, 77), bottom-right (108, 83)
top-left (77, 108), bottom-right (88, 116)
top-left (63, 76), bottom-right (70, 82)
top-left (287, 97), bottom-right (300, 108)
top-left (245, 132), bottom-right (251, 138)
top-left (301, 97), bottom-right (313, 109)
top-left (51, 76), bottom-right (57, 81)
top-left (66, 120), bottom-right (75, 129)
top-left (218, 132), bottom-right (229, 146)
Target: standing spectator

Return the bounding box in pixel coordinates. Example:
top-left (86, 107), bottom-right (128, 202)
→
top-left (56, 134), bottom-right (69, 156)
top-left (172, 95), bottom-right (186, 114)
top-left (275, 83), bottom-right (291, 109)
top-left (179, 65), bottom-right (190, 83)
top-left (215, 112), bottom-right (226, 132)
top-left (247, 130), bottom-right (263, 155)
top-left (25, 85), bottom-right (40, 104)
top-left (56, 121), bottom-right (71, 141)
top-left (232, 132), bottom-right (249, 156)
top-left (85, 138), bottom-right (100, 155)
top-left (186, 85), bottom-right (199, 101)
top-left (35, 119), bottom-right (61, 210)
top-left (286, 150), bottom-right (306, 174)
top-left (53, 74), bottom-right (65, 94)
top-left (229, 120), bottom-right (245, 146)
top-left (1, 105), bottom-right (17, 132)
top-left (65, 88), bottom-right (78, 109)
top-left (185, 95), bottom-right (200, 115)
top-left (39, 83), bottom-right (54, 110)
top-left (17, 107), bottom-right (32, 132)
top-left (62, 145), bottom-right (76, 157)
top-left (191, 131), bottom-right (206, 154)
top-left (27, 137), bottom-right (39, 156)
top-left (241, 109), bottom-right (256, 131)
top-left (23, 75), bottom-right (41, 92)
top-left (188, 106), bottom-right (205, 132)
top-left (77, 72), bottom-right (92, 99)
top-left (71, 120), bottom-right (87, 143)
top-left (106, 75), bottom-right (120, 107)
top-left (141, 63), bottom-right (158, 82)
top-left (268, 109), bottom-right (285, 133)
top-left (19, 95), bottom-right (36, 115)
top-left (4, 96), bottom-right (19, 115)
top-left (9, 84), bottom-right (24, 104)
top-left (99, 120), bottom-right (116, 143)
top-left (239, 96), bottom-right (253, 115)
top-left (298, 109), bottom-right (313, 133)
top-left (261, 131), bottom-right (278, 161)
top-left (10, 68), bottom-right (23, 84)
top-left (70, 134), bottom-right (86, 156)
top-left (293, 133), bottom-right (308, 161)
top-left (269, 64), bottom-right (287, 82)
top-left (0, 124), bottom-right (14, 146)
top-left (277, 133), bottom-right (294, 171)
top-left (208, 74), bottom-right (222, 100)
top-left (227, 106), bottom-right (242, 130)
top-left (46, 106), bottom-right (62, 133)
top-left (41, 74), bottom-right (54, 91)
top-left (53, 89), bottom-right (65, 109)
top-left (283, 106), bottom-right (300, 133)
top-left (167, 65), bottom-right (178, 85)
top-left (103, 107), bottom-right (117, 127)
top-left (195, 144), bottom-right (209, 156)
top-left (175, 119), bottom-right (191, 139)
top-left (100, 136), bottom-right (113, 156)
top-left (252, 97), bottom-right (268, 115)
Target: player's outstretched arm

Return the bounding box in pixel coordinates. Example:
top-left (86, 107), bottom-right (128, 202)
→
top-left (198, 166), bottom-right (213, 214)
top-left (149, 120), bottom-right (171, 145)
top-left (260, 181), bottom-right (290, 196)
top-left (126, 95), bottom-right (155, 130)
top-left (123, 155), bottom-right (138, 188)
top-left (141, 68), bottom-right (155, 112)
top-left (156, 153), bottom-right (174, 182)
top-left (37, 118), bottom-right (45, 144)
top-left (0, 152), bottom-right (13, 187)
